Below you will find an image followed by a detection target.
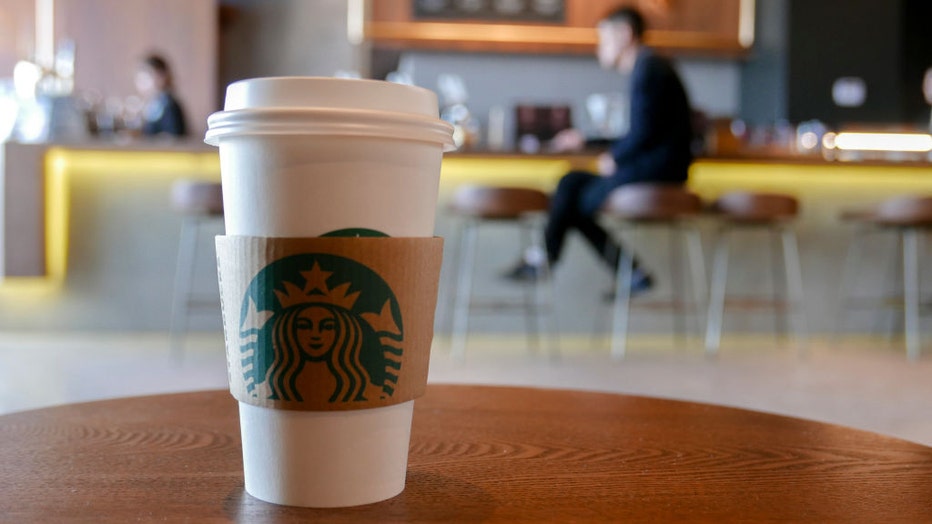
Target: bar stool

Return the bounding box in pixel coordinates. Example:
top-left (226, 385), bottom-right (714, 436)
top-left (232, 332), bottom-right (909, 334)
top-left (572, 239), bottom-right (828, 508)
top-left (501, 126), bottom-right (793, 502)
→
top-left (840, 195), bottom-right (932, 360)
top-left (169, 180), bottom-right (224, 358)
top-left (447, 185), bottom-right (557, 361)
top-left (704, 192), bottom-right (806, 354)
top-left (600, 183), bottom-right (706, 359)
top-left (834, 207), bottom-right (901, 339)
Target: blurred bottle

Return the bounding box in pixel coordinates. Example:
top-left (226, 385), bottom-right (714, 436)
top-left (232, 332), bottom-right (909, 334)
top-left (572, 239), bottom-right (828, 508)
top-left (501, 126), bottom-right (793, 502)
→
top-left (9, 41), bottom-right (89, 143)
top-left (585, 92), bottom-right (627, 139)
top-left (487, 105), bottom-right (505, 151)
top-left (437, 73), bottom-right (480, 150)
top-left (795, 120), bottom-right (828, 155)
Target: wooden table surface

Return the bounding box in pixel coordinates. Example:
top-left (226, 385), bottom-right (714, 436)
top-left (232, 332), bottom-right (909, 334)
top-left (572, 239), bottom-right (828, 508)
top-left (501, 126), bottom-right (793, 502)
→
top-left (2, 385), bottom-right (931, 522)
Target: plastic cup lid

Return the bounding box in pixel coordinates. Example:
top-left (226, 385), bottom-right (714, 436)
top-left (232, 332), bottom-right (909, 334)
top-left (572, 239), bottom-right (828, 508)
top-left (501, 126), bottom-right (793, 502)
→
top-left (205, 77), bottom-right (454, 150)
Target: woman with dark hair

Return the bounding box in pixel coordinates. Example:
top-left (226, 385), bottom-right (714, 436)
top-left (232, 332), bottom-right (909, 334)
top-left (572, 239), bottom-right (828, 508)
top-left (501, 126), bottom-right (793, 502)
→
top-left (135, 53), bottom-right (188, 137)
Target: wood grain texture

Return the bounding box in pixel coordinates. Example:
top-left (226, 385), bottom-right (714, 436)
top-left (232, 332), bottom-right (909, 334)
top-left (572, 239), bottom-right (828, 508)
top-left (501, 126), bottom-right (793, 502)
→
top-left (1, 385), bottom-right (931, 522)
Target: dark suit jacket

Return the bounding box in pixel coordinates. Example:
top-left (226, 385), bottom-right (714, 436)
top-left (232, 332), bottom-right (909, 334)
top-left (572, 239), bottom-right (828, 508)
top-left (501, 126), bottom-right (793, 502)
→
top-left (609, 48), bottom-right (693, 185)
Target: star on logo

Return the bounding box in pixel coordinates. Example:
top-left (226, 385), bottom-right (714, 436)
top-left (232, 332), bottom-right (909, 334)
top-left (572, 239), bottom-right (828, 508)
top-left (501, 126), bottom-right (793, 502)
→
top-left (241, 295), bottom-right (274, 332)
top-left (273, 262), bottom-right (360, 309)
top-left (362, 300), bottom-right (401, 335)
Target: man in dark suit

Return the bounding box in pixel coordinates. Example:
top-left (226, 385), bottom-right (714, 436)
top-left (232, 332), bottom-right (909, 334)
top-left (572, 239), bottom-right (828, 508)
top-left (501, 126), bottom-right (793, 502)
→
top-left (506, 6), bottom-right (693, 293)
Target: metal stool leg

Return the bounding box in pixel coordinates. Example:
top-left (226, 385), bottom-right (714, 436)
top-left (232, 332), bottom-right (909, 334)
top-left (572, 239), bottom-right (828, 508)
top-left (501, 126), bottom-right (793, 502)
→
top-left (529, 213), bottom-right (560, 360)
top-left (169, 216), bottom-right (201, 360)
top-left (604, 220), bottom-right (704, 356)
top-left (440, 216), bottom-right (464, 340)
top-left (593, 222), bottom-right (620, 350)
top-left (771, 228), bottom-right (788, 340)
top-left (591, 271), bottom-right (611, 351)
top-left (610, 244), bottom-right (635, 361)
top-left (903, 228), bottom-right (921, 361)
top-left (541, 263), bottom-right (560, 360)
top-left (886, 233), bottom-right (905, 341)
top-left (705, 228), bottom-right (730, 355)
top-left (451, 219), bottom-right (478, 361)
top-left (669, 224), bottom-right (687, 345)
top-left (781, 226), bottom-right (808, 354)
top-left (833, 223), bottom-right (869, 340)
top-left (520, 220), bottom-right (540, 353)
top-left (684, 224), bottom-right (707, 337)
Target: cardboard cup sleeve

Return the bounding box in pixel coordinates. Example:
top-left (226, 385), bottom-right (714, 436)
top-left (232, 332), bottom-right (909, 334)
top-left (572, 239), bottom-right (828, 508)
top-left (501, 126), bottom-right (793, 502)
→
top-left (216, 235), bottom-right (443, 412)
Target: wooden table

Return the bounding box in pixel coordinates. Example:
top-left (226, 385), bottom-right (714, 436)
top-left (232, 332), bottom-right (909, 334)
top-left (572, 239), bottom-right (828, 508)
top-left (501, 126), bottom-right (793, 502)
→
top-left (2, 385), bottom-right (931, 522)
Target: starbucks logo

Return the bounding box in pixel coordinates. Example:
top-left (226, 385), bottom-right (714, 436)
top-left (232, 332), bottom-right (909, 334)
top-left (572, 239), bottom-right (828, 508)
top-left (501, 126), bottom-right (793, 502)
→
top-left (237, 252), bottom-right (403, 404)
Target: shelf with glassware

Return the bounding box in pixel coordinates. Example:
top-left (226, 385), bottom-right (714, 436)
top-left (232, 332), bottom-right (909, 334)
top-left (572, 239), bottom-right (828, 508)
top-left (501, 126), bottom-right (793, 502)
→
top-left (363, 0), bottom-right (754, 57)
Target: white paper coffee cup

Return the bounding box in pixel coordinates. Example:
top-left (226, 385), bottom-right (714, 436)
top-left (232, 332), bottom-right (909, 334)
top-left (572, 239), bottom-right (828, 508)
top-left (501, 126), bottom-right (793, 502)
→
top-left (206, 77), bottom-right (453, 507)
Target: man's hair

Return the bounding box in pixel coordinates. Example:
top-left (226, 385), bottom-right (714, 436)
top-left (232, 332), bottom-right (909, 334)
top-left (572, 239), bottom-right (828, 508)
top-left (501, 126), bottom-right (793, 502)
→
top-left (602, 6), bottom-right (647, 40)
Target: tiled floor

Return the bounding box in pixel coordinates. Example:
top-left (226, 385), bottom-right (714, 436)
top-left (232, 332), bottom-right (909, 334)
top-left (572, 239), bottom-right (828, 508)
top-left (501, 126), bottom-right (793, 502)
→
top-left (1, 331), bottom-right (930, 447)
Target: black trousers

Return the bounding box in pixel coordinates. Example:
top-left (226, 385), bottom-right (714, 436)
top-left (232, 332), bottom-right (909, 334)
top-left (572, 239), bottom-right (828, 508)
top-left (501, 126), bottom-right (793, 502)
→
top-left (544, 170), bottom-right (631, 271)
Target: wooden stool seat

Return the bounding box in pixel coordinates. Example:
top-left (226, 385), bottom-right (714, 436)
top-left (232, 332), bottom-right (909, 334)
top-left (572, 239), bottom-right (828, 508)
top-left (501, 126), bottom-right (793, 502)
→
top-left (601, 183), bottom-right (704, 221)
top-left (874, 195), bottom-right (932, 226)
top-left (600, 183), bottom-right (707, 358)
top-left (171, 180), bottom-right (224, 216)
top-left (713, 192), bottom-right (798, 223)
top-left (449, 186), bottom-right (550, 219)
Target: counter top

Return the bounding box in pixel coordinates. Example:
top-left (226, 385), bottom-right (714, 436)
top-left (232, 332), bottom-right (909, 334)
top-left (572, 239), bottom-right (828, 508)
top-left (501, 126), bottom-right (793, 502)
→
top-left (447, 147), bottom-right (932, 168)
top-left (24, 140), bottom-right (931, 168)
top-left (19, 138), bottom-right (215, 153)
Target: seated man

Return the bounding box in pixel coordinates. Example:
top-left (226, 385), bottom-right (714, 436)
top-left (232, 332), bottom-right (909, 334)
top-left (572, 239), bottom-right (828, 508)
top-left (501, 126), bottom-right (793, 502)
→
top-left (506, 7), bottom-right (694, 294)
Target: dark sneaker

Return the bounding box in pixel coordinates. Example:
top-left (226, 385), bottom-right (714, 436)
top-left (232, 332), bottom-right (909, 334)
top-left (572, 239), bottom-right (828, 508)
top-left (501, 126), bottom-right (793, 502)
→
top-left (502, 261), bottom-right (547, 283)
top-left (602, 269), bottom-right (654, 302)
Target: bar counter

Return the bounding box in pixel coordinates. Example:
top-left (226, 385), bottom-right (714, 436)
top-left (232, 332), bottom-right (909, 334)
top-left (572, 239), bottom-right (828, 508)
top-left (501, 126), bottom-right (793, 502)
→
top-left (1, 141), bottom-right (930, 334)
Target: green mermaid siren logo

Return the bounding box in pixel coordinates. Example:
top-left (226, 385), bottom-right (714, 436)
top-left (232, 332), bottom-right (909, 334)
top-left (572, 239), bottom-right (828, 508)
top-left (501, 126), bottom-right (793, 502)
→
top-left (237, 254), bottom-right (403, 404)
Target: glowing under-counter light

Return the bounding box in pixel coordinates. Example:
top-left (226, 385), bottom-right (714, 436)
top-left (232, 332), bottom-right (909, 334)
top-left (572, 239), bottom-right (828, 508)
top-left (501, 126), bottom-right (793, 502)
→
top-left (829, 132), bottom-right (932, 153)
top-left (45, 149), bottom-right (71, 285)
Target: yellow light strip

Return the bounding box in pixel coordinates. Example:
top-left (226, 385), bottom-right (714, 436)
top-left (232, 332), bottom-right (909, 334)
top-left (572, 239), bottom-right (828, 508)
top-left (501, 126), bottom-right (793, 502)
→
top-left (0, 148), bottom-right (70, 292)
top-left (44, 148), bottom-right (71, 285)
top-left (4, 148), bottom-right (221, 289)
top-left (832, 132), bottom-right (932, 152)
